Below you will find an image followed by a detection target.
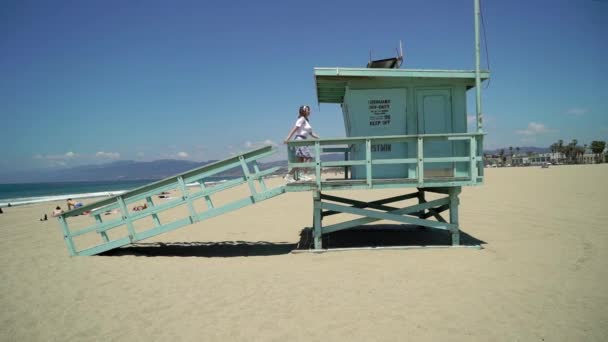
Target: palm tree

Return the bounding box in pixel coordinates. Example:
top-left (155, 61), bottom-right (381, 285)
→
top-left (583, 144), bottom-right (588, 163)
top-left (591, 141), bottom-right (606, 163)
top-left (550, 143), bottom-right (557, 153)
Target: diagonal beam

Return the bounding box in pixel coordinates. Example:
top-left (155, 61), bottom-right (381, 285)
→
top-left (321, 192), bottom-right (420, 217)
top-left (321, 197), bottom-right (452, 234)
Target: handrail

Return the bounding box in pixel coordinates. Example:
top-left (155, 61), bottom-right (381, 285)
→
top-left (286, 133), bottom-right (484, 187)
top-left (61, 145), bottom-right (275, 218)
top-left (288, 132), bottom-right (484, 146)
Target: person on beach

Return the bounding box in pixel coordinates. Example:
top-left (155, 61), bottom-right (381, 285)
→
top-left (132, 203), bottom-right (147, 211)
top-left (66, 198), bottom-right (75, 210)
top-left (283, 105), bottom-right (319, 183)
top-left (51, 206), bottom-right (63, 217)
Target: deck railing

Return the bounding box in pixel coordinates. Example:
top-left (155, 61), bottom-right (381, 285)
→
top-left (286, 133), bottom-right (484, 188)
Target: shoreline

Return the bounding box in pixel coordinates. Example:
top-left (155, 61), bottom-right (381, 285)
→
top-left (0, 178), bottom-right (237, 208)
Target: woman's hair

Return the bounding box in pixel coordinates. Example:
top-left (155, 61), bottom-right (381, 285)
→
top-left (298, 105), bottom-right (310, 120)
top-left (56, 206), bottom-right (61, 210)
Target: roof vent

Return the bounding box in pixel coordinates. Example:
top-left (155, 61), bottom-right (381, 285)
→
top-left (367, 41), bottom-right (404, 69)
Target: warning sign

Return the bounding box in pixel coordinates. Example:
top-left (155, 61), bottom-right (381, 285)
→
top-left (368, 99), bottom-right (392, 127)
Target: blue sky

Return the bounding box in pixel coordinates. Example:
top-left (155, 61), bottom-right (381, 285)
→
top-left (1, 0), bottom-right (606, 173)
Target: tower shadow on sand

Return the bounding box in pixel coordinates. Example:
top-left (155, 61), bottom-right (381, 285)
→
top-left (296, 224), bottom-right (485, 250)
top-left (100, 225), bottom-right (484, 257)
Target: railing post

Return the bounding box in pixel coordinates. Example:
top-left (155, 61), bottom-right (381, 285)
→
top-left (344, 150), bottom-right (349, 180)
top-left (417, 137), bottom-right (424, 185)
top-left (315, 141), bottom-right (321, 188)
top-left (58, 215), bottom-right (77, 256)
top-left (366, 139), bottom-right (372, 188)
top-left (145, 196), bottom-right (161, 227)
top-left (116, 196), bottom-right (137, 242)
top-left (252, 161), bottom-right (267, 191)
top-left (239, 156), bottom-right (258, 198)
top-left (198, 181), bottom-right (215, 209)
top-left (95, 214), bottom-right (110, 242)
top-left (469, 136), bottom-right (478, 182)
top-left (178, 176), bottom-right (199, 223)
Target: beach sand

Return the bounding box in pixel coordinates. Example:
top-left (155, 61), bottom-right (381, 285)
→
top-left (1, 165), bottom-right (607, 341)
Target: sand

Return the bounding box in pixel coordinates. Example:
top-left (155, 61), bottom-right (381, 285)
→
top-left (1, 164), bottom-right (607, 341)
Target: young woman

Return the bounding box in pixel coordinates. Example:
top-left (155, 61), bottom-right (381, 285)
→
top-left (283, 105), bottom-right (319, 182)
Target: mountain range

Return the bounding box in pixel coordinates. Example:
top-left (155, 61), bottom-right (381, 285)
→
top-left (0, 147), bottom-right (550, 183)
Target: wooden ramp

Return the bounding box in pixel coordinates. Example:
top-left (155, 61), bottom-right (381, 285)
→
top-left (57, 146), bottom-right (285, 256)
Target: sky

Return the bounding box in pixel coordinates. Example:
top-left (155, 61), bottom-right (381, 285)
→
top-left (1, 0), bottom-right (607, 173)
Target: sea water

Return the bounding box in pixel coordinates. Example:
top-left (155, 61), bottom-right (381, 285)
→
top-left (0, 177), bottom-right (232, 207)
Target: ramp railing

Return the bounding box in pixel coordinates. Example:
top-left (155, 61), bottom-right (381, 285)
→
top-left (286, 133), bottom-right (484, 189)
top-left (57, 146), bottom-right (285, 256)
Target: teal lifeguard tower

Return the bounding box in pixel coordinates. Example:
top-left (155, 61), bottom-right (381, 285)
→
top-left (285, 65), bottom-right (488, 248)
top-left (56, 1), bottom-right (488, 255)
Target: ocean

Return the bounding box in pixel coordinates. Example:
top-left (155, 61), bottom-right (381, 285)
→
top-left (0, 177), bottom-right (232, 207)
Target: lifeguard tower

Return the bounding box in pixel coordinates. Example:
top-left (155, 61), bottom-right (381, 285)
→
top-left (285, 64), bottom-right (488, 248)
top-left (56, 1), bottom-right (488, 255)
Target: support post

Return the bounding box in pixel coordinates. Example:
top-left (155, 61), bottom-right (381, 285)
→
top-left (416, 188), bottom-right (425, 219)
top-left (313, 190), bottom-right (323, 249)
top-left (449, 187), bottom-right (461, 245)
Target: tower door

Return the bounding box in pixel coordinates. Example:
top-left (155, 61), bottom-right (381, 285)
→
top-left (416, 89), bottom-right (454, 178)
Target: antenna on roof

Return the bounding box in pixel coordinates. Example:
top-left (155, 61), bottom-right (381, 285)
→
top-left (399, 40), bottom-right (404, 66)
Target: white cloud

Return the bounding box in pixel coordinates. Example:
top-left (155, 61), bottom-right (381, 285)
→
top-left (33, 151), bottom-right (79, 160)
top-left (263, 139), bottom-right (277, 146)
top-left (95, 151), bottom-right (120, 159)
top-left (515, 122), bottom-right (556, 136)
top-left (176, 151), bottom-right (189, 158)
top-left (243, 139), bottom-right (277, 149)
top-left (566, 108), bottom-right (587, 116)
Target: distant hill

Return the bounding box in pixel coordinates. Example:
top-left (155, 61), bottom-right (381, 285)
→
top-left (0, 154), bottom-right (346, 184)
top-left (5, 147), bottom-right (559, 184)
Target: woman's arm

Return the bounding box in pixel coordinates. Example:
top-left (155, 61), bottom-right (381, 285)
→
top-left (284, 125), bottom-right (298, 144)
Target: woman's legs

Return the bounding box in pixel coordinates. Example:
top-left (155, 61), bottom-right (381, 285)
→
top-left (285, 157), bottom-right (304, 181)
top-left (301, 157), bottom-right (314, 179)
